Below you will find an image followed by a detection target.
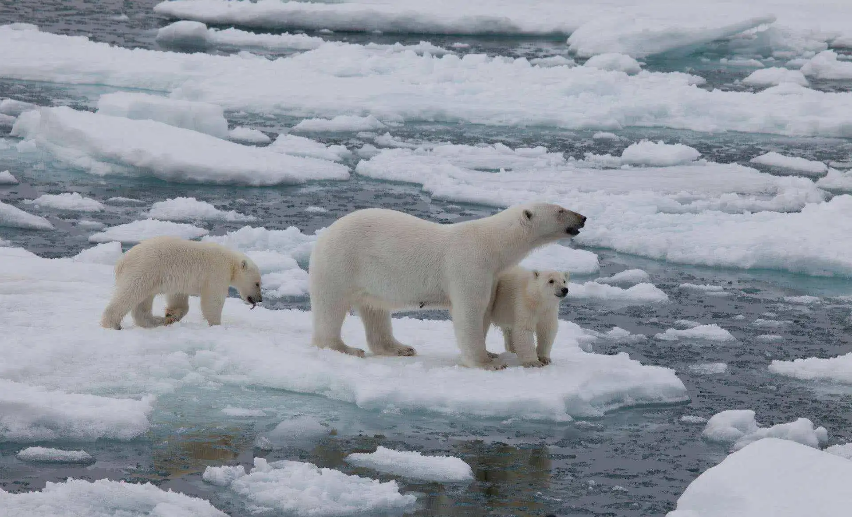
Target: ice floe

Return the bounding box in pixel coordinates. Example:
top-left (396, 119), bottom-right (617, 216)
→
top-left (346, 446), bottom-right (473, 482)
top-left (567, 282), bottom-right (668, 304)
top-left (96, 92), bottom-right (229, 139)
top-left (146, 197), bottom-right (255, 222)
top-left (16, 447), bottom-right (93, 463)
top-left (770, 352), bottom-right (852, 384)
top-left (655, 324), bottom-right (735, 342)
top-left (269, 134), bottom-right (352, 162)
top-left (688, 363), bottom-right (728, 375)
top-left (0, 170), bottom-right (19, 184)
top-left (801, 50), bottom-right (852, 80)
top-left (583, 53), bottom-right (641, 74)
top-left (518, 244), bottom-right (600, 275)
top-left (26, 192), bottom-right (104, 212)
top-left (596, 269), bottom-right (650, 286)
top-left (750, 151), bottom-right (828, 175)
top-left (228, 126), bottom-right (271, 144)
top-left (73, 242), bottom-right (123, 266)
top-left (619, 140), bottom-right (701, 167)
top-left (743, 67), bottom-right (809, 87)
top-left (292, 115), bottom-right (387, 132)
top-left (89, 219), bottom-right (209, 243)
top-left (0, 200), bottom-right (53, 230)
top-left (702, 409), bottom-right (827, 450)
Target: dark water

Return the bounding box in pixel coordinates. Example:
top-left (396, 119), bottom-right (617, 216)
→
top-left (2, 2), bottom-right (852, 516)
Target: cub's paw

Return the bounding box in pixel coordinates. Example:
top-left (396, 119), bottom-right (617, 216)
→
top-left (538, 356), bottom-right (552, 366)
top-left (486, 351), bottom-right (500, 359)
top-left (522, 359), bottom-right (546, 368)
top-left (390, 344), bottom-right (417, 356)
top-left (482, 359), bottom-right (507, 371)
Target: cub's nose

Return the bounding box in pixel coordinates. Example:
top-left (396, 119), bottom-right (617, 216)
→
top-left (579, 215), bottom-right (587, 226)
top-left (256, 295), bottom-right (262, 303)
top-left (247, 296), bottom-right (255, 304)
top-left (561, 287), bottom-right (569, 295)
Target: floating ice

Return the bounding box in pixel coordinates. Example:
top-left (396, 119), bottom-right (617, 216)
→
top-left (743, 67), bottom-right (809, 87)
top-left (221, 406), bottom-right (266, 417)
top-left (783, 295), bottom-right (821, 304)
top-left (11, 107), bottom-right (349, 185)
top-left (346, 446), bottom-right (474, 482)
top-left (0, 200), bottom-right (53, 230)
top-left (0, 478), bottom-right (227, 517)
top-left (158, 20), bottom-right (326, 53)
top-left (0, 113), bottom-right (14, 127)
top-left (688, 362), bottom-right (729, 375)
top-left (269, 134), bottom-right (352, 162)
top-left (596, 269), bottom-right (650, 286)
top-left (146, 197), bottom-right (255, 222)
top-left (826, 443), bottom-right (852, 460)
top-left (801, 50), bottom-right (852, 79)
top-left (817, 169), bottom-right (852, 191)
top-left (750, 151), bottom-right (828, 175)
top-left (519, 244), bottom-right (600, 275)
top-left (583, 53), bottom-right (641, 74)
top-left (16, 447), bottom-right (93, 463)
top-left (769, 352), bottom-right (852, 384)
top-left (155, 20), bottom-right (211, 49)
top-left (73, 242), bottom-right (123, 266)
top-left (26, 192), bottom-right (105, 212)
top-left (530, 55), bottom-right (575, 68)
top-left (680, 415), bottom-right (707, 424)
top-left (601, 326), bottom-right (647, 343)
top-left (0, 97), bottom-right (36, 116)
top-left (756, 334), bottom-right (784, 342)
top-left (89, 219), bottom-right (209, 243)
top-left (0, 170), bottom-right (18, 184)
top-left (620, 141), bottom-right (701, 167)
top-left (0, 379), bottom-right (153, 442)
top-left (228, 126), bottom-right (271, 144)
top-left (567, 282), bottom-right (668, 304)
top-left (107, 196), bottom-right (145, 205)
top-left (96, 92), bottom-right (229, 139)
top-left (203, 457), bottom-right (416, 515)
top-left (592, 131), bottom-right (620, 140)
top-left (655, 324), bottom-right (735, 342)
top-left (293, 115), bottom-right (387, 132)
top-left (667, 439), bottom-right (852, 517)
top-left (305, 205), bottom-right (328, 213)
top-left (262, 416), bottom-right (330, 446)
top-left (680, 283), bottom-right (725, 292)
top-left (702, 409), bottom-right (827, 450)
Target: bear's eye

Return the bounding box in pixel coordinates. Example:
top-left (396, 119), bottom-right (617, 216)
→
top-left (255, 283), bottom-right (260, 287)
top-left (548, 279), bottom-right (554, 284)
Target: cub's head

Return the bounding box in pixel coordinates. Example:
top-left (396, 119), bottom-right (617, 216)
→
top-left (533, 270), bottom-right (570, 300)
top-left (233, 256), bottom-right (262, 307)
top-left (517, 202), bottom-right (586, 243)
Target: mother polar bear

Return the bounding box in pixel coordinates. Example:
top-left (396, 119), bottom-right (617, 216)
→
top-left (309, 203), bottom-right (586, 369)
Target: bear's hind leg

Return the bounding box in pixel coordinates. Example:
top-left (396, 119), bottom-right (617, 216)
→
top-left (131, 295), bottom-right (166, 328)
top-left (101, 288), bottom-right (142, 330)
top-left (165, 293), bottom-right (190, 325)
top-left (357, 305), bottom-right (416, 356)
top-left (311, 298), bottom-right (365, 357)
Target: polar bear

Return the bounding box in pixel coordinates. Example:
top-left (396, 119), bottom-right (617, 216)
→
top-left (100, 236), bottom-right (262, 329)
top-left (308, 202), bottom-right (586, 369)
top-left (488, 267), bottom-right (569, 367)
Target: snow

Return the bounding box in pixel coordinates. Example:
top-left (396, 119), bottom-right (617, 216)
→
top-left (89, 219), bottom-right (209, 244)
top-left (568, 282), bottom-right (668, 304)
top-left (16, 447), bottom-right (93, 463)
top-left (0, 97), bottom-right (36, 116)
top-left (11, 107), bottom-right (349, 185)
top-left (202, 457), bottom-right (416, 515)
top-left (155, 19), bottom-right (210, 48)
top-left (801, 50), bottom-right (852, 80)
top-left (0, 245), bottom-right (687, 422)
top-left (145, 197), bottom-right (255, 222)
top-left (750, 151), bottom-right (828, 175)
top-left (667, 439), bottom-right (852, 517)
top-left (221, 406), bottom-right (266, 417)
top-left (655, 324), bottom-right (736, 342)
top-left (702, 409), bottom-right (827, 450)
top-left (0, 170), bottom-right (19, 184)
top-left (73, 242), bottom-right (123, 266)
top-left (96, 91), bottom-right (229, 139)
top-left (228, 126), bottom-right (271, 144)
top-left (0, 200), bottom-right (54, 230)
top-left (596, 269), bottom-right (650, 286)
top-left (583, 53), bottom-right (641, 74)
top-left (688, 363), bottom-right (728, 375)
top-left (0, 478), bottom-right (227, 517)
top-left (0, 379), bottom-right (153, 442)
top-left (519, 244), bottom-right (600, 275)
top-left (620, 141), bottom-right (701, 167)
top-left (817, 169), bottom-right (852, 191)
top-left (769, 352), bottom-right (852, 384)
top-left (292, 115), bottom-right (387, 132)
top-left (26, 192), bottom-right (105, 212)
top-left (825, 443), bottom-right (852, 460)
top-left (530, 55), bottom-right (575, 68)
top-left (345, 446), bottom-right (474, 482)
top-left (4, 26), bottom-right (852, 138)
top-left (742, 67), bottom-right (809, 87)
top-left (269, 134), bottom-right (352, 162)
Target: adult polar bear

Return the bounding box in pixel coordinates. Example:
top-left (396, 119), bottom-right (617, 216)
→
top-left (309, 203), bottom-right (586, 369)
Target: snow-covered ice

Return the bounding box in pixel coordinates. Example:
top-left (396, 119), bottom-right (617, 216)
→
top-left (26, 192), bottom-right (105, 212)
top-left (0, 200), bottom-right (54, 230)
top-left (702, 409), bottom-right (827, 450)
top-left (0, 97), bottom-right (36, 116)
top-left (519, 244), bottom-right (600, 275)
top-left (680, 415), bottom-right (707, 424)
top-left (292, 115), bottom-right (387, 132)
top-left (16, 447), bottom-right (93, 463)
top-left (583, 53), bottom-right (641, 74)
top-left (145, 197), bottom-right (255, 222)
top-left (742, 67), bottom-right (809, 87)
top-left (769, 352), bottom-right (852, 384)
top-left (817, 169), bottom-right (852, 191)
top-left (655, 324), bottom-right (735, 342)
top-left (0, 170), bottom-right (19, 184)
top-left (596, 269), bottom-right (650, 286)
top-left (202, 458), bottom-right (416, 515)
top-left (269, 134), bottom-right (352, 162)
top-left (346, 446), bottom-right (474, 482)
top-left (620, 141), bottom-right (701, 167)
top-left (567, 282), bottom-right (669, 304)
top-left (11, 107), bottom-right (349, 185)
top-left (89, 219), bottom-right (209, 243)
top-left (228, 126), bottom-right (271, 144)
top-left (96, 92), bottom-right (229, 139)
top-left (750, 151), bottom-right (828, 175)
top-left (667, 439), bottom-right (852, 517)
top-left (680, 283), bottom-right (725, 292)
top-left (688, 363), bottom-right (729, 375)
top-left (801, 50), bottom-right (852, 80)
top-left (825, 443), bottom-right (852, 460)
top-left (73, 242), bottom-right (123, 266)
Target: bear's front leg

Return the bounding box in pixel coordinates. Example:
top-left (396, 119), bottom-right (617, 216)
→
top-left (164, 293), bottom-right (190, 325)
top-left (511, 328), bottom-right (544, 367)
top-left (200, 287), bottom-right (227, 326)
top-left (451, 288), bottom-right (505, 370)
top-left (536, 311), bottom-right (558, 365)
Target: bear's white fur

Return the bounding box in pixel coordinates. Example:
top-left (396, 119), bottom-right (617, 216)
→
top-left (308, 202), bottom-right (586, 369)
top-left (100, 236), bottom-right (262, 329)
top-left (488, 267), bottom-right (569, 367)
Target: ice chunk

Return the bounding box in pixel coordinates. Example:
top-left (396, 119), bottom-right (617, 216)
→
top-left (221, 406), bottom-right (266, 417)
top-left (89, 219), bottom-right (208, 244)
top-left (668, 439), bottom-right (852, 517)
top-left (596, 269), bottom-right (650, 286)
top-left (655, 324), bottom-right (735, 342)
top-left (817, 169), bottom-right (852, 191)
top-left (769, 352), bottom-right (852, 384)
top-left (202, 225), bottom-right (317, 263)
top-left (26, 192), bottom-right (104, 212)
top-left (293, 115), bottom-right (387, 132)
top-left (530, 55), bottom-right (575, 68)
top-left (346, 446), bottom-right (473, 482)
top-left (592, 131), bottom-right (620, 140)
top-left (228, 126), bottom-right (271, 144)
top-left (0, 170), bottom-right (19, 184)
top-left (783, 295), bottom-right (820, 304)
top-left (519, 244), bottom-right (600, 275)
top-left (680, 283), bottom-right (725, 292)
top-left (155, 19), bottom-right (211, 48)
top-left (211, 27), bottom-right (324, 51)
top-left (263, 416), bottom-right (330, 445)
top-left (12, 107), bottom-right (349, 185)
top-left (826, 443), bottom-right (852, 460)
top-left (620, 141), bottom-right (701, 167)
top-left (567, 282), bottom-right (669, 304)
top-left (743, 67), bottom-right (808, 87)
top-left (269, 134), bottom-right (352, 162)
top-left (0, 379), bottom-right (153, 442)
top-left (750, 151), bottom-right (828, 175)
top-left (801, 50), bottom-right (852, 79)
top-left (583, 53), bottom-right (641, 74)
top-left (756, 334), bottom-right (784, 342)
top-left (680, 415), bottom-right (707, 424)
top-left (702, 409), bottom-right (827, 450)
top-left (0, 200), bottom-right (53, 230)
top-left (0, 113), bottom-right (14, 127)
top-left (688, 362), bottom-right (728, 374)
top-left (16, 447), bottom-right (93, 463)
top-left (0, 97), bottom-right (37, 116)
top-left (97, 92), bottom-right (229, 139)
top-left (107, 196), bottom-right (145, 205)
top-left (305, 205), bottom-right (328, 213)
top-left (601, 326), bottom-right (647, 343)
top-left (0, 478), bottom-right (227, 516)
top-left (203, 457), bottom-right (416, 515)
top-left (146, 197), bottom-right (255, 222)
top-left (73, 242), bottom-right (123, 266)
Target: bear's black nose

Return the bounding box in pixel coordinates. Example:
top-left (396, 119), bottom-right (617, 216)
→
top-left (579, 215), bottom-right (587, 226)
top-left (561, 287), bottom-right (569, 295)
top-left (247, 296), bottom-right (255, 304)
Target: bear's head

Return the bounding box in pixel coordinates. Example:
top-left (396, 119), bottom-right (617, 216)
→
top-left (517, 202), bottom-right (586, 243)
top-left (233, 257), bottom-right (263, 307)
top-left (533, 270), bottom-right (570, 300)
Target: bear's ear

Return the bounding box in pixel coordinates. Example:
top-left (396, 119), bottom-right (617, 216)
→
top-left (564, 272), bottom-right (570, 282)
top-left (523, 209), bottom-right (533, 221)
top-left (241, 259), bottom-right (248, 271)
top-left (533, 270), bottom-right (539, 278)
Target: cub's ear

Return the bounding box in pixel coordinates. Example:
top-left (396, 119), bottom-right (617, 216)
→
top-left (523, 209), bottom-right (533, 221)
top-left (533, 270), bottom-right (539, 278)
top-left (241, 259), bottom-right (248, 270)
top-left (564, 272), bottom-right (570, 282)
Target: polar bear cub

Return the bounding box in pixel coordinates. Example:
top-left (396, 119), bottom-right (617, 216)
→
top-left (100, 236), bottom-right (262, 329)
top-left (489, 267), bottom-right (569, 367)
